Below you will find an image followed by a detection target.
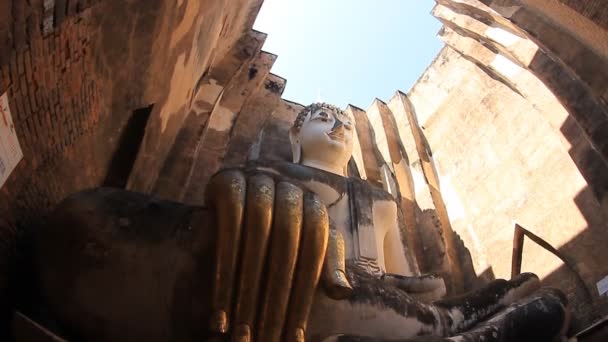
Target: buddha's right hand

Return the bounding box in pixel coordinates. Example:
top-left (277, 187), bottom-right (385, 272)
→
top-left (205, 168), bottom-right (350, 342)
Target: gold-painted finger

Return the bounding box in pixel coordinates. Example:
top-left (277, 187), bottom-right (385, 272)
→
top-left (206, 169), bottom-right (247, 333)
top-left (256, 182), bottom-right (304, 342)
top-left (284, 192), bottom-right (329, 342)
top-left (231, 174), bottom-right (275, 342)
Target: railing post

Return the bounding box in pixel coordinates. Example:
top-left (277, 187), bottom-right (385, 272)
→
top-left (511, 223), bottom-right (525, 279)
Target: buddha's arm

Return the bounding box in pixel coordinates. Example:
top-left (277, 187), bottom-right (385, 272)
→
top-left (383, 220), bottom-right (411, 276)
top-left (383, 220), bottom-right (447, 300)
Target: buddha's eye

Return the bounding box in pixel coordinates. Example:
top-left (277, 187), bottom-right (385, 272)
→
top-left (344, 122), bottom-right (352, 130)
top-left (316, 111), bottom-right (330, 122)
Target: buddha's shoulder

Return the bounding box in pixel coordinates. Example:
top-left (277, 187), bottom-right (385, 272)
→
top-left (246, 160), bottom-right (346, 186)
top-left (245, 160), bottom-right (394, 201)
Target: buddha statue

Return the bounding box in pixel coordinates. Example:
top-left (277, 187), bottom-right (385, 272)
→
top-left (21, 103), bottom-right (570, 342)
top-left (247, 103), bottom-right (444, 295)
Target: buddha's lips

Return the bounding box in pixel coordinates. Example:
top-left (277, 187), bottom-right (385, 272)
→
top-left (327, 130), bottom-right (345, 141)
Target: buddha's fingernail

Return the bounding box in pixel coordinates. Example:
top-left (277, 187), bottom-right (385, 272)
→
top-left (232, 324), bottom-right (251, 342)
top-left (336, 270), bottom-right (353, 288)
top-left (209, 310), bottom-right (228, 333)
top-left (328, 270), bottom-right (353, 299)
top-left (294, 328), bottom-right (305, 342)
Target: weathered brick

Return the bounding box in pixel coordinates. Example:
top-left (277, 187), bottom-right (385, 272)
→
top-left (24, 49), bottom-right (33, 81)
top-left (29, 86), bottom-right (39, 114)
top-left (24, 116), bottom-right (36, 145)
top-left (33, 113), bottom-right (44, 144)
top-left (21, 90), bottom-right (32, 119)
top-left (67, 0), bottom-right (79, 16)
top-left (16, 52), bottom-right (25, 75)
top-left (9, 58), bottom-right (19, 85)
top-left (19, 74), bottom-right (28, 99)
top-left (11, 89), bottom-right (25, 121)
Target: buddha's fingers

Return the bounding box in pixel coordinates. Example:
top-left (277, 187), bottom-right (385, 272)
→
top-left (206, 169), bottom-right (247, 333)
top-left (257, 182), bottom-right (304, 342)
top-left (322, 229), bottom-right (353, 300)
top-left (231, 174), bottom-right (275, 342)
top-left (284, 192), bottom-right (330, 342)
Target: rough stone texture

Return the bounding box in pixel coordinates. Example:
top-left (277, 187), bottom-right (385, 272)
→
top-left (346, 105), bottom-right (385, 188)
top-left (478, 0), bottom-right (608, 168)
top-left (182, 74), bottom-right (286, 205)
top-left (409, 31), bottom-right (608, 332)
top-left (223, 75), bottom-right (287, 167)
top-left (388, 93), bottom-right (452, 279)
top-left (368, 100), bottom-right (423, 276)
top-left (158, 50), bottom-right (276, 202)
top-left (420, 0), bottom-right (608, 327)
top-left (555, 0), bottom-right (608, 30)
top-left (0, 0), bottom-right (268, 219)
top-left (1, 0), bottom-right (607, 337)
top-left (256, 95), bottom-right (299, 164)
top-left (126, 0), bottom-right (266, 194)
top-left (0, 9), bottom-right (102, 228)
top-left (0, 3), bottom-right (273, 334)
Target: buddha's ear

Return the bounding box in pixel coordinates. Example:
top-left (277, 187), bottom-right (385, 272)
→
top-left (289, 128), bottom-right (302, 163)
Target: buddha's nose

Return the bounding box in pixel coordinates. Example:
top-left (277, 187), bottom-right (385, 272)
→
top-left (331, 120), bottom-right (344, 132)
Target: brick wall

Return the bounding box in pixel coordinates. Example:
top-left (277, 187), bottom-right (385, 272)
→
top-left (0, 0), bottom-right (271, 240)
top-left (0, 9), bottom-right (103, 227)
top-left (0, 1), bottom-right (102, 64)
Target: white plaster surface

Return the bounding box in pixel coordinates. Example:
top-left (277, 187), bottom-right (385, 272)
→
top-left (486, 26), bottom-right (520, 47)
top-left (0, 92), bottom-right (23, 189)
top-left (304, 180), bottom-right (354, 260)
top-left (373, 200), bottom-right (412, 276)
top-left (490, 53), bottom-right (524, 79)
top-left (597, 276), bottom-right (608, 296)
top-left (208, 105), bottom-right (236, 131)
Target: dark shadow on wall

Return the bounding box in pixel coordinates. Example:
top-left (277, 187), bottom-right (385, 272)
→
top-left (103, 104), bottom-right (153, 188)
top-left (152, 108), bottom-right (211, 200)
top-left (552, 84), bottom-right (608, 332)
top-left (512, 185), bottom-right (608, 335)
top-left (414, 205), bottom-right (491, 292)
top-left (560, 115), bottom-right (608, 210)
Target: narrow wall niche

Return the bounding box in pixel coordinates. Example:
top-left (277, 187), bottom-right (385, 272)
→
top-left (103, 104), bottom-right (154, 188)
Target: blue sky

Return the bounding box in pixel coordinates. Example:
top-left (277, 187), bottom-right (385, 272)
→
top-left (254, 0), bottom-right (444, 109)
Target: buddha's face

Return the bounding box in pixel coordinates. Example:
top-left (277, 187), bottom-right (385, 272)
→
top-left (292, 107), bottom-right (354, 175)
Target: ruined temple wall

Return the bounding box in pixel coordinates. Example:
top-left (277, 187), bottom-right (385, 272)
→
top-left (1, 0), bottom-right (606, 329)
top-left (474, 0), bottom-right (608, 178)
top-left (520, 0), bottom-right (608, 59)
top-left (126, 0), bottom-right (265, 195)
top-left (0, 0), bottom-right (263, 224)
top-left (556, 0), bottom-right (608, 30)
top-left (409, 43), bottom-right (608, 325)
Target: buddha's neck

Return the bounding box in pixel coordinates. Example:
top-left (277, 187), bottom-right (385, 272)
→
top-left (301, 159), bottom-right (345, 176)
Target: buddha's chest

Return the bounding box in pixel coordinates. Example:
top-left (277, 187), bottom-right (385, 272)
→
top-left (250, 161), bottom-right (404, 276)
top-left (301, 179), bottom-right (395, 277)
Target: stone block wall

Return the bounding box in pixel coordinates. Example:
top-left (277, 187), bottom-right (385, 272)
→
top-left (410, 48), bottom-right (608, 327)
top-left (0, 0), bottom-right (607, 335)
top-left (407, 0), bottom-right (608, 329)
top-left (0, 0), bottom-right (266, 225)
top-left (557, 0), bottom-right (608, 29)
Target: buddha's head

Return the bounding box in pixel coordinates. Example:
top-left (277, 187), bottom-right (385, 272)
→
top-left (289, 103), bottom-right (354, 176)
